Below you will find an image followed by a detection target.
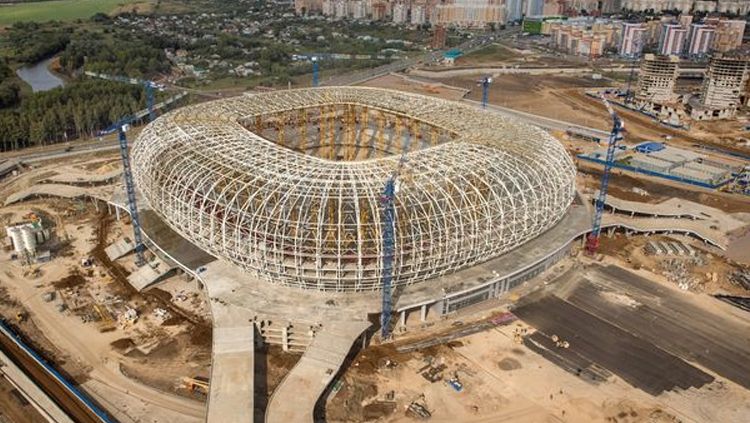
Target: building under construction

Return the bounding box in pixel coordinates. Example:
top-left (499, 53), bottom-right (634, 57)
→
top-left (131, 87), bottom-right (577, 292)
top-left (634, 54), bottom-right (680, 118)
top-left (688, 53), bottom-right (749, 120)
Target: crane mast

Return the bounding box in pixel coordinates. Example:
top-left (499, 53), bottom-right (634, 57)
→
top-left (586, 96), bottom-right (624, 254)
top-left (380, 141), bottom-right (410, 339)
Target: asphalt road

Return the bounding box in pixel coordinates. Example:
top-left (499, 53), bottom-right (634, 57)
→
top-left (0, 325), bottom-right (107, 423)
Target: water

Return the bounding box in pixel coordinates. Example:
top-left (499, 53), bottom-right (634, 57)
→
top-left (15, 57), bottom-right (65, 92)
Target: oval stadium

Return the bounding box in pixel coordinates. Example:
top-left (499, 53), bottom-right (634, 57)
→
top-left (131, 87), bottom-right (577, 292)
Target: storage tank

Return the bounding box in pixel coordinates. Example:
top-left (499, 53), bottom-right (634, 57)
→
top-left (20, 226), bottom-right (37, 254)
top-left (6, 227), bottom-right (24, 254)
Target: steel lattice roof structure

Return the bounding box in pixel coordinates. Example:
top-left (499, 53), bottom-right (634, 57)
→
top-left (132, 87), bottom-right (576, 292)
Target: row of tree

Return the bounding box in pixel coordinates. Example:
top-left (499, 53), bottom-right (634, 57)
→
top-left (0, 80), bottom-right (147, 152)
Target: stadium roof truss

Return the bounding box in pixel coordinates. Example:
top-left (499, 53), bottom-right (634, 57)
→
top-left (132, 87), bottom-right (577, 292)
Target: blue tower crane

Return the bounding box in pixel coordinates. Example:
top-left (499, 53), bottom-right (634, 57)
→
top-left (312, 57), bottom-right (320, 88)
top-left (380, 139), bottom-right (411, 340)
top-left (100, 81), bottom-right (158, 267)
top-left (116, 122), bottom-right (146, 267)
top-left (586, 96), bottom-right (624, 255)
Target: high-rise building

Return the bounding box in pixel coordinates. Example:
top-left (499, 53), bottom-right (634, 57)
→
top-left (686, 24), bottom-right (715, 57)
top-left (636, 54), bottom-right (679, 104)
top-left (411, 5), bottom-right (427, 24)
top-left (688, 53), bottom-right (749, 120)
top-left (678, 14), bottom-right (692, 28)
top-left (506, 0), bottom-right (523, 22)
top-left (432, 25), bottom-right (447, 49)
top-left (435, 0), bottom-right (505, 29)
top-left (712, 19), bottom-right (746, 53)
top-left (525, 0), bottom-right (544, 16)
top-left (700, 54), bottom-right (749, 110)
top-left (658, 23), bottom-right (687, 56)
top-left (620, 23), bottom-right (646, 58)
top-left (371, 2), bottom-right (388, 20)
top-left (350, 0), bottom-right (366, 18)
top-left (295, 0), bottom-right (324, 14)
top-left (334, 0), bottom-right (347, 18)
top-left (392, 3), bottom-right (408, 23)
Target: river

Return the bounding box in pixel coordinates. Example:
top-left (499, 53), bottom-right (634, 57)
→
top-left (15, 57), bottom-right (65, 92)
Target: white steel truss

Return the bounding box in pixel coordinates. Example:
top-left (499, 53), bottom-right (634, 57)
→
top-left (131, 87), bottom-right (577, 292)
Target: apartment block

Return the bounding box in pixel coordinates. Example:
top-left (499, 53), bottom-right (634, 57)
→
top-left (658, 23), bottom-right (687, 55)
top-left (636, 54), bottom-right (680, 104)
top-left (689, 53), bottom-right (749, 120)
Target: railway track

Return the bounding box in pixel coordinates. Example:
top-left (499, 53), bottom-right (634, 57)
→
top-left (0, 320), bottom-right (113, 423)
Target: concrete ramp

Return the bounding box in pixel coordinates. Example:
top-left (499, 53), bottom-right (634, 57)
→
top-left (105, 238), bottom-right (135, 261)
top-left (265, 321), bottom-right (370, 423)
top-left (126, 260), bottom-right (174, 291)
top-left (207, 326), bottom-right (255, 423)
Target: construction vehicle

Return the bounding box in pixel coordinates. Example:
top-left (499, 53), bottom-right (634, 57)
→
top-left (585, 95), bottom-right (624, 255)
top-left (446, 377), bottom-right (463, 392)
top-left (182, 376), bottom-right (209, 395)
top-left (15, 312), bottom-right (26, 323)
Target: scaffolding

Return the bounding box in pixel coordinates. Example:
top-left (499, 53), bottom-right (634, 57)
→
top-left (132, 87), bottom-right (577, 292)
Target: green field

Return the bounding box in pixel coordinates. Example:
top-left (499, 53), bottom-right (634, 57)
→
top-left (0, 0), bottom-right (149, 25)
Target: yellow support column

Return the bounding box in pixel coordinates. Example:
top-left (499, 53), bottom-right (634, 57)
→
top-left (276, 113), bottom-right (285, 146)
top-left (377, 111), bottom-right (386, 157)
top-left (255, 115), bottom-right (263, 134)
top-left (318, 106), bottom-right (326, 157)
top-left (299, 108), bottom-right (308, 151)
top-left (329, 105), bottom-right (336, 160)
top-left (394, 116), bottom-right (403, 153)
top-left (346, 104), bottom-right (356, 161)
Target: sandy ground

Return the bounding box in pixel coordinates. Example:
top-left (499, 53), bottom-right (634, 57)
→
top-left (376, 66), bottom-right (750, 155)
top-left (0, 154), bottom-right (209, 422)
top-left (327, 257), bottom-right (750, 423)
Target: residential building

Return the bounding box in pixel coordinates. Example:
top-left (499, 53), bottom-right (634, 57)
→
top-left (620, 22), bottom-right (646, 57)
top-left (658, 23), bottom-right (687, 55)
top-left (636, 54), bottom-right (679, 105)
top-left (686, 23), bottom-right (715, 57)
top-left (411, 4), bottom-right (427, 24)
top-left (435, 0), bottom-right (505, 29)
top-left (712, 19), bottom-right (746, 53)
top-left (393, 3), bottom-right (408, 23)
top-left (693, 54), bottom-right (749, 119)
top-left (506, 0), bottom-right (523, 22)
top-left (432, 24), bottom-right (447, 49)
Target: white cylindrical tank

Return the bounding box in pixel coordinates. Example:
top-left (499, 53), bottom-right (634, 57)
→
top-left (20, 226), bottom-right (37, 254)
top-left (6, 227), bottom-right (24, 254)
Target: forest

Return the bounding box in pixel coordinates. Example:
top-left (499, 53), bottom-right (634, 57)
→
top-left (0, 80), bottom-right (148, 152)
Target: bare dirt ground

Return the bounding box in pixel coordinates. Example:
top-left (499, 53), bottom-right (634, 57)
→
top-left (360, 73), bottom-right (468, 101)
top-left (0, 155), bottom-right (207, 422)
top-left (393, 69), bottom-right (750, 155)
top-left (597, 233), bottom-right (749, 296)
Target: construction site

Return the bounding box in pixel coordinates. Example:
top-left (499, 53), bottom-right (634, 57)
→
top-left (1, 42), bottom-right (750, 423)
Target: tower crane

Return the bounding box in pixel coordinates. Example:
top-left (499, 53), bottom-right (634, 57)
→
top-left (95, 74), bottom-right (159, 267)
top-left (312, 56), bottom-right (320, 88)
top-left (585, 95), bottom-right (624, 255)
top-left (477, 76), bottom-right (492, 109)
top-left (379, 137), bottom-right (411, 340)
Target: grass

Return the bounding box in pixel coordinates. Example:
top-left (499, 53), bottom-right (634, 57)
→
top-left (456, 43), bottom-right (518, 65)
top-left (0, 0), bottom-right (152, 26)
